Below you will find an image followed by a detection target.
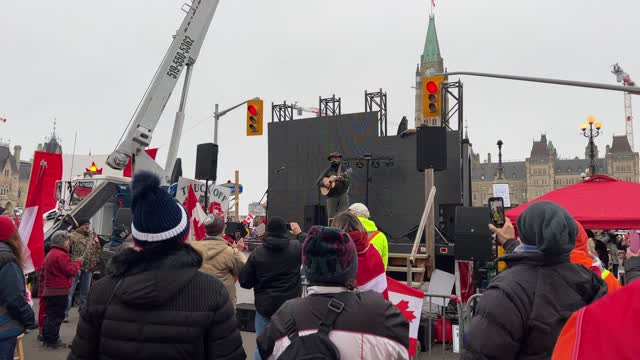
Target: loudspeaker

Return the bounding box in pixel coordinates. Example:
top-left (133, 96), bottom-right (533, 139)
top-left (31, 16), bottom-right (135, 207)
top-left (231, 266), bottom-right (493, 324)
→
top-left (454, 207), bottom-right (496, 262)
top-left (195, 143), bottom-right (219, 181)
top-left (304, 204), bottom-right (328, 231)
top-left (416, 126), bottom-right (447, 171)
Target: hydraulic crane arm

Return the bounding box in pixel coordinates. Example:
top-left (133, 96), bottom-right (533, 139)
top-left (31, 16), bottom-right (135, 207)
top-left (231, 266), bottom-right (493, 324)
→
top-left (107, 0), bottom-right (220, 170)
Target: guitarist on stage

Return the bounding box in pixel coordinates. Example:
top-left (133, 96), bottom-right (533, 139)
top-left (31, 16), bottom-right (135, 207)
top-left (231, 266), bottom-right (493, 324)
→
top-left (321, 152), bottom-right (351, 218)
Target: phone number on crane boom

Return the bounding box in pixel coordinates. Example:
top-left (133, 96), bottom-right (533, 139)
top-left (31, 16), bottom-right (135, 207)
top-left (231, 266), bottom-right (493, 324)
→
top-left (166, 35), bottom-right (194, 79)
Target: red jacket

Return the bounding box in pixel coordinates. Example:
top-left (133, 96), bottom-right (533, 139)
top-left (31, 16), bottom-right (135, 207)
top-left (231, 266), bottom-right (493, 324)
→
top-left (41, 245), bottom-right (82, 296)
top-left (552, 280), bottom-right (640, 360)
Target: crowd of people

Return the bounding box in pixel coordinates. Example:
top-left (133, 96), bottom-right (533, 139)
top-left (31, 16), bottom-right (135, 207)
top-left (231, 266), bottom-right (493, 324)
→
top-left (1, 170), bottom-right (640, 359)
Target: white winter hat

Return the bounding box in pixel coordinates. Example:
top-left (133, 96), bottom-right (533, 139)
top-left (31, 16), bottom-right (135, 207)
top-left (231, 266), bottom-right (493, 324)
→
top-left (348, 203), bottom-right (370, 219)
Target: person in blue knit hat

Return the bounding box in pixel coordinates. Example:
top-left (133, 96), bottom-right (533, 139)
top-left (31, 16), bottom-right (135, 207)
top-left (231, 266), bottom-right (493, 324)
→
top-left (68, 171), bottom-right (245, 360)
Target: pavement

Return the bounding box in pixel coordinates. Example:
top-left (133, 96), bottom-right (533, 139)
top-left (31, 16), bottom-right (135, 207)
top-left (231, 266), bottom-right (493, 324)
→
top-left (23, 286), bottom-right (459, 360)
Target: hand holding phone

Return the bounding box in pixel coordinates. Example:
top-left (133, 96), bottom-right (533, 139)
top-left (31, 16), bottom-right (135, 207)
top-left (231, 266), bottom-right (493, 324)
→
top-left (488, 197), bottom-right (506, 228)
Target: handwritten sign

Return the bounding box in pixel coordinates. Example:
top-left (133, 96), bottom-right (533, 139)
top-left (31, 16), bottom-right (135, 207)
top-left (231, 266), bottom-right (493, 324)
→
top-left (174, 177), bottom-right (231, 213)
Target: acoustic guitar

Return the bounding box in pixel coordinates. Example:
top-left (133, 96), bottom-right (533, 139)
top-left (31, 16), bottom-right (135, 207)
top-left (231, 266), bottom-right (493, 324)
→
top-left (319, 168), bottom-right (352, 196)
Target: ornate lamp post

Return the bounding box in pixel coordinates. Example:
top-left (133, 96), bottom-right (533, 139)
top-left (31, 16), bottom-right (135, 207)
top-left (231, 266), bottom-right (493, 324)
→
top-left (581, 116), bottom-right (602, 176)
top-left (497, 140), bottom-right (504, 180)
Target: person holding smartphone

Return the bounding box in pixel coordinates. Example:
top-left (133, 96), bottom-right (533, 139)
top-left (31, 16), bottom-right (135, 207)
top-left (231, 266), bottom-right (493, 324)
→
top-left (463, 201), bottom-right (607, 360)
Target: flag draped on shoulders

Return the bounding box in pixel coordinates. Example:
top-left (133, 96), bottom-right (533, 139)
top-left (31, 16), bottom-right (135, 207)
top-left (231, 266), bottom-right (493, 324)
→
top-left (183, 183), bottom-right (207, 241)
top-left (18, 151), bottom-right (62, 274)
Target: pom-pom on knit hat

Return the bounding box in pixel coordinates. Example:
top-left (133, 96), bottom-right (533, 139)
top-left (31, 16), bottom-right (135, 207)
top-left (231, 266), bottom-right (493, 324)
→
top-left (130, 171), bottom-right (189, 248)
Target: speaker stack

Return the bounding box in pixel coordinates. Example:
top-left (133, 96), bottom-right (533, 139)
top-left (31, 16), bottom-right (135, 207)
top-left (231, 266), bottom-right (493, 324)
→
top-left (195, 143), bottom-right (219, 182)
top-left (454, 207), bottom-right (496, 262)
top-left (416, 126), bottom-right (447, 172)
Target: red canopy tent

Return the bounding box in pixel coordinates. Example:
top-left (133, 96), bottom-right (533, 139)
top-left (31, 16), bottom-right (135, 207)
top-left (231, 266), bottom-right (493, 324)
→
top-left (506, 175), bottom-right (640, 230)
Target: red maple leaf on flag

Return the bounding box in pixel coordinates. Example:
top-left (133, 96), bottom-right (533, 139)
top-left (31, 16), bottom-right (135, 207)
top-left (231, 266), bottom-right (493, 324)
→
top-left (395, 300), bottom-right (417, 323)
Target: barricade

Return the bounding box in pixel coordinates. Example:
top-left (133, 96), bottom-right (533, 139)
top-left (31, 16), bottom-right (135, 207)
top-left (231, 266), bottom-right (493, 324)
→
top-left (420, 293), bottom-right (462, 359)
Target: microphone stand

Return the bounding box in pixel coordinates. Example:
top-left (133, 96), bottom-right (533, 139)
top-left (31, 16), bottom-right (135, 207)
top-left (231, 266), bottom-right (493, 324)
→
top-left (262, 167), bottom-right (286, 217)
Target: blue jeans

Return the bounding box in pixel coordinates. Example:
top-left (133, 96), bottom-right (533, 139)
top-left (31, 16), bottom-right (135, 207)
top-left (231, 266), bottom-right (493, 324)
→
top-left (254, 312), bottom-right (271, 360)
top-left (67, 270), bottom-right (92, 316)
top-left (0, 337), bottom-right (17, 360)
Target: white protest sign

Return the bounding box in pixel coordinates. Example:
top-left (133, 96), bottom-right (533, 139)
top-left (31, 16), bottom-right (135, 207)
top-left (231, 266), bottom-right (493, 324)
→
top-left (175, 177), bottom-right (232, 213)
top-left (492, 183), bottom-right (511, 208)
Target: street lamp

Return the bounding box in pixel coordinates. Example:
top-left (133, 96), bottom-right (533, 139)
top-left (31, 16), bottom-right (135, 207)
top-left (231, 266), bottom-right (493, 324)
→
top-left (497, 140), bottom-right (504, 180)
top-left (581, 116), bottom-right (602, 176)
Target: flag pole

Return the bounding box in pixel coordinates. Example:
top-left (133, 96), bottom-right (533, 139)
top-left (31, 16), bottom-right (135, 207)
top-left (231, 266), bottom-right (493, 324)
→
top-left (69, 131), bottom-right (78, 182)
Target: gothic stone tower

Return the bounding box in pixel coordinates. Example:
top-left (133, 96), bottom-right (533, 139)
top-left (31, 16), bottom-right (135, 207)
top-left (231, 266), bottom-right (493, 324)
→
top-left (415, 14), bottom-right (444, 128)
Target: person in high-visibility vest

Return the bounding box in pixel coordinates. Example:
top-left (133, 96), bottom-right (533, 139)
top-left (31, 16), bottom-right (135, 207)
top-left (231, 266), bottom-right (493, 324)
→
top-left (348, 203), bottom-right (388, 269)
top-left (572, 222), bottom-right (621, 294)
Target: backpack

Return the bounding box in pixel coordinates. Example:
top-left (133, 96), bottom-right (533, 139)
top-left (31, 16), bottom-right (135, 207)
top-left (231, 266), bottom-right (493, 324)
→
top-left (277, 293), bottom-right (348, 360)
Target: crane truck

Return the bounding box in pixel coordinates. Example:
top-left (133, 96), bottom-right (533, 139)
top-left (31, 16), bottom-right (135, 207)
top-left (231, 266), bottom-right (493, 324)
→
top-left (44, 0), bottom-right (221, 244)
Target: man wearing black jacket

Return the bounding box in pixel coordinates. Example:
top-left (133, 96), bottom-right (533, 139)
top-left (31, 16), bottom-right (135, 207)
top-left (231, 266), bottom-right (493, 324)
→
top-left (239, 217), bottom-right (301, 360)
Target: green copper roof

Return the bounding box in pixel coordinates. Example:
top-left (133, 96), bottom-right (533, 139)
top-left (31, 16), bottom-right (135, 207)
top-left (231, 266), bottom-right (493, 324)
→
top-left (422, 14), bottom-right (441, 64)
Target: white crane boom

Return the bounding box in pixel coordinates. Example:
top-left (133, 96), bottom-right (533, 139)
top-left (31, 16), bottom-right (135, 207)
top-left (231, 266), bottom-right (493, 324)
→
top-left (107, 0), bottom-right (220, 171)
top-left (611, 63), bottom-right (635, 150)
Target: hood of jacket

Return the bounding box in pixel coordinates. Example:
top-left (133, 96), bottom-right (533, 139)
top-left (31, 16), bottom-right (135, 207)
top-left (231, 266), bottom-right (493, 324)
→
top-left (0, 242), bottom-right (16, 268)
top-left (571, 222), bottom-right (594, 270)
top-left (517, 201), bottom-right (577, 258)
top-left (358, 217), bottom-right (378, 232)
top-left (107, 243), bottom-right (203, 307)
top-left (262, 234), bottom-right (290, 250)
top-left (189, 236), bottom-right (229, 261)
top-left (348, 230), bottom-right (369, 254)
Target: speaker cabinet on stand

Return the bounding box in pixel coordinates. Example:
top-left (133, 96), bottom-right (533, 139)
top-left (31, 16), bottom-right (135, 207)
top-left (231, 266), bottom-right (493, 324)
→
top-left (195, 143), bottom-right (219, 213)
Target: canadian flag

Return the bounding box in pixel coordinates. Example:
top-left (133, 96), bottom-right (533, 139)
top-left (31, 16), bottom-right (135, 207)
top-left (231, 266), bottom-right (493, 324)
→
top-left (18, 152), bottom-right (63, 274)
top-left (387, 277), bottom-right (425, 357)
top-left (183, 183), bottom-right (207, 241)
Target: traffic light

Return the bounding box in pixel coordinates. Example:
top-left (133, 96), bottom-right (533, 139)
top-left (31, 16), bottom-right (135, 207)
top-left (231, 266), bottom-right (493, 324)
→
top-left (422, 74), bottom-right (445, 126)
top-left (246, 99), bottom-right (264, 136)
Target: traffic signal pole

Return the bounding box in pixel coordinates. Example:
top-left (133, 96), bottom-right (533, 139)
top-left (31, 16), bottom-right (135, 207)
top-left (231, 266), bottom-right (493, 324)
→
top-left (444, 71), bottom-right (640, 95)
top-left (213, 97), bottom-right (260, 144)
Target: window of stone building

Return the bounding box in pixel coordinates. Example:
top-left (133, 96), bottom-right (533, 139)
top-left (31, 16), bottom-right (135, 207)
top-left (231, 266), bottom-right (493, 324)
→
top-left (3, 169), bottom-right (8, 177)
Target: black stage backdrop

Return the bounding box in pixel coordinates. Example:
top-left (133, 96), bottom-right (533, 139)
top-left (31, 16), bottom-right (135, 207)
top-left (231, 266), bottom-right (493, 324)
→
top-left (267, 112), bottom-right (463, 241)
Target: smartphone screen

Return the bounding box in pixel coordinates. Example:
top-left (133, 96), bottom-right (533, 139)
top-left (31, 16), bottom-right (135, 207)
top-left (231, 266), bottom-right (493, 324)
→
top-left (488, 197), bottom-right (506, 228)
top-left (234, 231), bottom-right (241, 241)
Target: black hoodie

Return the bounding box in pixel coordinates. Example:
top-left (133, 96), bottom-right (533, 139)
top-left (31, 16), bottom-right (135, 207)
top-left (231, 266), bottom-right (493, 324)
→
top-left (238, 234), bottom-right (301, 318)
top-left (462, 202), bottom-right (607, 360)
top-left (68, 244), bottom-right (245, 360)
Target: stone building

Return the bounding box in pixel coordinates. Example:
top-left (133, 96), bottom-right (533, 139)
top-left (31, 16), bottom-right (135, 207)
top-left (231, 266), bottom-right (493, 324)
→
top-left (472, 134), bottom-right (640, 207)
top-left (0, 143), bottom-right (25, 211)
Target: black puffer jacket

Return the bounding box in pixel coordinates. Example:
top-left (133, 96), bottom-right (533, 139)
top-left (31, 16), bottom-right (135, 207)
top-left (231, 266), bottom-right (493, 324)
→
top-left (463, 201), bottom-right (607, 360)
top-left (238, 235), bottom-right (301, 318)
top-left (463, 249), bottom-right (606, 359)
top-left (68, 244), bottom-right (245, 360)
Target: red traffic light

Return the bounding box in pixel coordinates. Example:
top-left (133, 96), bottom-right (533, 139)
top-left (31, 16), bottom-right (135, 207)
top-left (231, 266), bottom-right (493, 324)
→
top-left (248, 105), bottom-right (258, 116)
top-left (426, 81), bottom-right (439, 94)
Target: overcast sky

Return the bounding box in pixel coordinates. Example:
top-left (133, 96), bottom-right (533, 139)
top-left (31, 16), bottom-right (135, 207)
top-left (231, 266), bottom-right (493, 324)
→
top-left (1, 0), bottom-right (638, 211)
